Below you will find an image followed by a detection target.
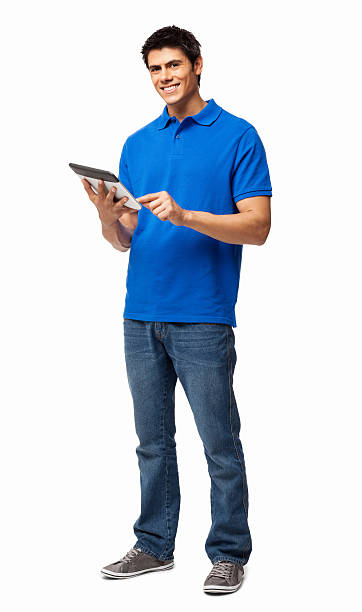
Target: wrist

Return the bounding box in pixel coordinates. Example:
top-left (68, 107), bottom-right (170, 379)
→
top-left (182, 210), bottom-right (193, 226)
top-left (101, 218), bottom-right (119, 230)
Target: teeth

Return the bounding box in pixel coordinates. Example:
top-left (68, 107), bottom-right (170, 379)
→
top-left (163, 84), bottom-right (179, 91)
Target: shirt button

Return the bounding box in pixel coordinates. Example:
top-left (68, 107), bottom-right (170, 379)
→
top-left (176, 135), bottom-right (180, 139)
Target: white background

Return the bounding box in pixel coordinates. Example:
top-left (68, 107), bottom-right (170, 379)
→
top-left (1, 0), bottom-right (361, 609)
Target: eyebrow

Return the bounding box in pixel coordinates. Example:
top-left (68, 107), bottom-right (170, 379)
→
top-left (148, 59), bottom-right (182, 70)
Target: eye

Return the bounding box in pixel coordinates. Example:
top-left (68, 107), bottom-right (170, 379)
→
top-left (150, 63), bottom-right (179, 72)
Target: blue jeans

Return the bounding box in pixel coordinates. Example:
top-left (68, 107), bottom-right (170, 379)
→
top-left (123, 319), bottom-right (252, 566)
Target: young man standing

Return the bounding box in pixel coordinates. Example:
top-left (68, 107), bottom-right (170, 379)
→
top-left (82, 25), bottom-right (272, 595)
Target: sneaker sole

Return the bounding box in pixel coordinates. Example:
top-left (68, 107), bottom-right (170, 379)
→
top-left (101, 561), bottom-right (174, 578)
top-left (203, 580), bottom-right (242, 593)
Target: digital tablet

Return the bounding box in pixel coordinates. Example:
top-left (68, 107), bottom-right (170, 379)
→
top-left (69, 163), bottom-right (141, 210)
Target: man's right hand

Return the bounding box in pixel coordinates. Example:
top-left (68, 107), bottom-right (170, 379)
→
top-left (82, 178), bottom-right (139, 228)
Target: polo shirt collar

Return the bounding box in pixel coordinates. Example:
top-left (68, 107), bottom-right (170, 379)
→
top-left (157, 98), bottom-right (222, 130)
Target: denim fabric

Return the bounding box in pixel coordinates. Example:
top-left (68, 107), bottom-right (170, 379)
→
top-left (123, 319), bottom-right (252, 565)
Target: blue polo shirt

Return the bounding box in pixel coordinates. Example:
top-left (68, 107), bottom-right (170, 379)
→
top-left (118, 98), bottom-right (272, 327)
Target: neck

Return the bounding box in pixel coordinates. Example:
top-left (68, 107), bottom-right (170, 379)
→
top-left (166, 90), bottom-right (208, 123)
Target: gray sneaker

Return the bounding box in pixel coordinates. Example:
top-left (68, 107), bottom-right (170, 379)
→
top-left (203, 560), bottom-right (244, 593)
top-left (101, 547), bottom-right (174, 578)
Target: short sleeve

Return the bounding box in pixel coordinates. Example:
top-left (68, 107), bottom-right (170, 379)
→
top-left (118, 139), bottom-right (134, 194)
top-left (231, 126), bottom-right (272, 203)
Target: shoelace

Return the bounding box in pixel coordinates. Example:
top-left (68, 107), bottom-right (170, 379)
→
top-left (208, 560), bottom-right (234, 579)
top-left (120, 548), bottom-right (142, 564)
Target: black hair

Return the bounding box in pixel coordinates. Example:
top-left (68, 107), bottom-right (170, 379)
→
top-left (141, 25), bottom-right (202, 87)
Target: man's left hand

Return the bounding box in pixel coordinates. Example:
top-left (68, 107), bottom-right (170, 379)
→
top-left (137, 191), bottom-right (186, 226)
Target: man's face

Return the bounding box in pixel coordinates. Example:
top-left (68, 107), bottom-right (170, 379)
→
top-left (147, 46), bottom-right (202, 104)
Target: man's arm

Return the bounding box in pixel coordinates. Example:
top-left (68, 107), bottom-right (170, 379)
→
top-left (182, 196), bottom-right (271, 246)
top-left (81, 178), bottom-right (139, 252)
top-left (101, 211), bottom-right (138, 252)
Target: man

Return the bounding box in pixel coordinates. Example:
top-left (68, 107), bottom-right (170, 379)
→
top-left (82, 25), bottom-right (272, 595)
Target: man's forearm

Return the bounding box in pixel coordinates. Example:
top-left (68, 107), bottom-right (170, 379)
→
top-left (182, 210), bottom-right (268, 246)
top-left (101, 219), bottom-right (133, 252)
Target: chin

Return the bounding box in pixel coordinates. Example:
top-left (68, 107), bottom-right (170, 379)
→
top-left (164, 93), bottom-right (184, 104)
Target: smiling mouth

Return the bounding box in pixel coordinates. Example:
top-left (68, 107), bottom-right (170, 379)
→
top-left (161, 83), bottom-right (180, 91)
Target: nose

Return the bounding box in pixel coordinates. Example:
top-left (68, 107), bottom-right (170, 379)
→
top-left (160, 68), bottom-right (172, 82)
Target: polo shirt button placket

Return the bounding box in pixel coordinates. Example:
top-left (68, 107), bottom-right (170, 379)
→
top-left (174, 130), bottom-right (183, 156)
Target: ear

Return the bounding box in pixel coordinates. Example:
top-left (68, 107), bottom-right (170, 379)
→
top-left (194, 55), bottom-right (203, 75)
